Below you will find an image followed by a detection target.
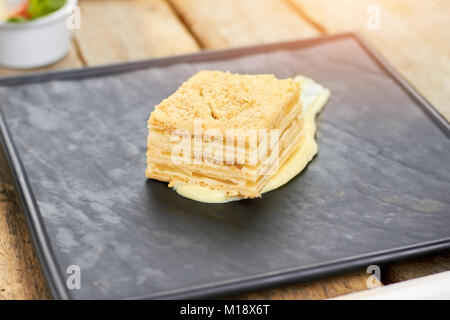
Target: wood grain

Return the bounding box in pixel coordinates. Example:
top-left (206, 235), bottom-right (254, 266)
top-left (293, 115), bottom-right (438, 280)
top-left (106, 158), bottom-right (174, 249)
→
top-left (73, 0), bottom-right (200, 65)
top-left (383, 252), bottom-right (450, 285)
top-left (0, 156), bottom-right (51, 299)
top-left (167, 0), bottom-right (320, 48)
top-left (288, 0), bottom-right (450, 121)
top-left (240, 270), bottom-right (381, 300)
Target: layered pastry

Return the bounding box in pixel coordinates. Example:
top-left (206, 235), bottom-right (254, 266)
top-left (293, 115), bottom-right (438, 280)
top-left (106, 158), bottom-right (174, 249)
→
top-left (146, 70), bottom-right (330, 203)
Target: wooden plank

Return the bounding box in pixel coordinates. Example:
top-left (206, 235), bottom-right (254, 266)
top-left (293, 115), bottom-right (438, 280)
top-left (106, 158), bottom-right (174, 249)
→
top-left (240, 270), bottom-right (380, 299)
top-left (383, 252), bottom-right (450, 285)
top-left (73, 0), bottom-right (200, 65)
top-left (288, 0), bottom-right (450, 121)
top-left (168, 0), bottom-right (320, 49)
top-left (0, 165), bottom-right (51, 299)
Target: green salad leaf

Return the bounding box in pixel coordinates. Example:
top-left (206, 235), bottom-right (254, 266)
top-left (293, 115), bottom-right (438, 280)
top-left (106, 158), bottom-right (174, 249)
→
top-left (7, 0), bottom-right (67, 23)
top-left (28, 0), bottom-right (67, 19)
top-left (6, 16), bottom-right (28, 23)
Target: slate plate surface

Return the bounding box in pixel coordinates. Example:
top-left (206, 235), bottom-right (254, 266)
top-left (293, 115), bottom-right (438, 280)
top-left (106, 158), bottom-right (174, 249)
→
top-left (0, 33), bottom-right (449, 299)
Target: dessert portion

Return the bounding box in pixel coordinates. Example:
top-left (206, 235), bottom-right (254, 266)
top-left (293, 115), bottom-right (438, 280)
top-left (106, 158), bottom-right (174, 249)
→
top-left (146, 70), bottom-right (330, 202)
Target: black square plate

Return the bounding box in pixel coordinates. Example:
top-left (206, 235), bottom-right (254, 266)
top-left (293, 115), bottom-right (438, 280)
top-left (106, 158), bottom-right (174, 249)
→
top-left (0, 33), bottom-right (449, 299)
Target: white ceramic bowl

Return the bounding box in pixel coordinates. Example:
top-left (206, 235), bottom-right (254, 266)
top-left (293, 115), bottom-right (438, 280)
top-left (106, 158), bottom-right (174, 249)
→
top-left (0, 0), bottom-right (77, 69)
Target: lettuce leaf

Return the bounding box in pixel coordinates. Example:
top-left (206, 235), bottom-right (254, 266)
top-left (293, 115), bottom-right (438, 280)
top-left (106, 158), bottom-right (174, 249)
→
top-left (27, 0), bottom-right (67, 19)
top-left (7, 0), bottom-right (67, 23)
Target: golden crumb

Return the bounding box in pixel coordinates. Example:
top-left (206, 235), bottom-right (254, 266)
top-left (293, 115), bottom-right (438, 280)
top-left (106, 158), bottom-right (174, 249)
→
top-left (149, 70), bottom-right (300, 133)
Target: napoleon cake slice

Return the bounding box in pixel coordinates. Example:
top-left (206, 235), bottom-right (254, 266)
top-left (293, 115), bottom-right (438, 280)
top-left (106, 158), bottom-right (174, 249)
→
top-left (146, 70), bottom-right (302, 199)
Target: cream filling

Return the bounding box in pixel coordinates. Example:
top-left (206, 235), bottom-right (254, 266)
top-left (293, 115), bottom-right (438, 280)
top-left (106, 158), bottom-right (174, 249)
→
top-left (173, 75), bottom-right (330, 203)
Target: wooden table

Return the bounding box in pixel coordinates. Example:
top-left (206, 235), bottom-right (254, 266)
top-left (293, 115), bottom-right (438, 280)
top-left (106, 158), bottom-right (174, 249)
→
top-left (0, 0), bottom-right (449, 299)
